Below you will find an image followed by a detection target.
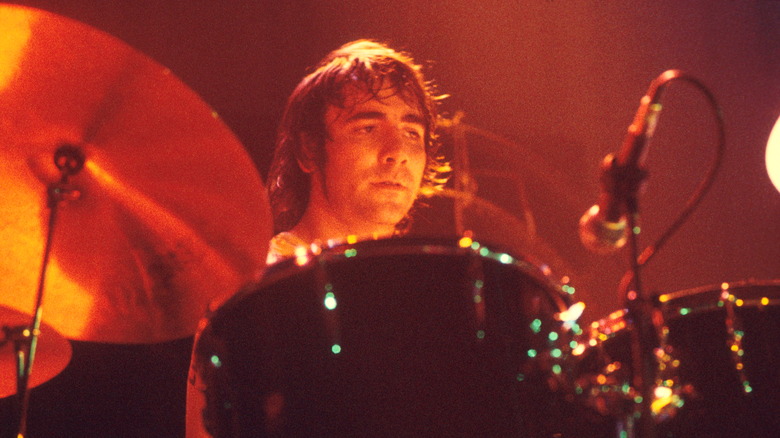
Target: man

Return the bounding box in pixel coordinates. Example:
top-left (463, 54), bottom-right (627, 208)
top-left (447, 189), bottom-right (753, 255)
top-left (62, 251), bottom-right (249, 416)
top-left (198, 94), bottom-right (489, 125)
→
top-left (265, 39), bottom-right (448, 262)
top-left (186, 39), bottom-right (447, 437)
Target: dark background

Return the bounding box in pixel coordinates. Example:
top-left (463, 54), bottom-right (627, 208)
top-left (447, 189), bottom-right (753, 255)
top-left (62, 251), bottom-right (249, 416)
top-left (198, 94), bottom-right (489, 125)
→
top-left (2, 1), bottom-right (779, 436)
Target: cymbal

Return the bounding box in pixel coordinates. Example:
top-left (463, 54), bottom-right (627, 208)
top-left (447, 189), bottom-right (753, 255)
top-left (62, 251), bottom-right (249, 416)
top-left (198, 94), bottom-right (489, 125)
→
top-left (0, 5), bottom-right (273, 343)
top-left (0, 306), bottom-right (73, 398)
top-left (416, 188), bottom-right (574, 280)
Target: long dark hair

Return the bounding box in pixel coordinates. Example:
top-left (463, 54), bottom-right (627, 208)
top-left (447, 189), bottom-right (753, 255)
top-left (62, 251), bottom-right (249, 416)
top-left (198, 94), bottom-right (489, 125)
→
top-left (266, 40), bottom-right (448, 235)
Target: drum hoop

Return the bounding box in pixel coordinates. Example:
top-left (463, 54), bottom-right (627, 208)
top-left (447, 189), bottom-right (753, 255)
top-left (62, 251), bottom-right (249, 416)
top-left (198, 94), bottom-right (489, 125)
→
top-left (658, 278), bottom-right (780, 302)
top-left (655, 279), bottom-right (780, 318)
top-left (585, 279), bottom-right (780, 338)
top-left (259, 237), bottom-right (571, 313)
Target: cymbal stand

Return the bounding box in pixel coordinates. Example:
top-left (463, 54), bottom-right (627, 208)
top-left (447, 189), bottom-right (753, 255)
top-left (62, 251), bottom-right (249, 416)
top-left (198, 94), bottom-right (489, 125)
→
top-left (14, 145), bottom-right (84, 438)
top-left (450, 111), bottom-right (474, 236)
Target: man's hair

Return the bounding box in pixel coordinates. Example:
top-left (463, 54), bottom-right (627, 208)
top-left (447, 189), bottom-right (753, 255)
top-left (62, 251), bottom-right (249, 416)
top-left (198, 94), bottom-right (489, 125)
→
top-left (266, 39), bottom-right (448, 235)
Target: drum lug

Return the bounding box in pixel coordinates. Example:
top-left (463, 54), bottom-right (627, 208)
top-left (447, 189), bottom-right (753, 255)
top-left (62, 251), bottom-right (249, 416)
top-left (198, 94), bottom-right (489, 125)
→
top-left (721, 286), bottom-right (752, 394)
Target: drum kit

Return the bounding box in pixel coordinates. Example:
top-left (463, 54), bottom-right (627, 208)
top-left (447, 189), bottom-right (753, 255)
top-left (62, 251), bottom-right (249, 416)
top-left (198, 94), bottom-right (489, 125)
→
top-left (1, 3), bottom-right (777, 438)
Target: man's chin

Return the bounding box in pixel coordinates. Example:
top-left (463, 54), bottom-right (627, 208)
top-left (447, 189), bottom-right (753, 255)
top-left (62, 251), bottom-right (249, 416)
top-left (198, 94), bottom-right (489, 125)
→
top-left (360, 209), bottom-right (410, 231)
top-left (346, 196), bottom-right (413, 229)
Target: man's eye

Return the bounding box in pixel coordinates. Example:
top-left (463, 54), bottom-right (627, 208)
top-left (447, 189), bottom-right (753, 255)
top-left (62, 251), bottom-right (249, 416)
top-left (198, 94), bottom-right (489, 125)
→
top-left (406, 129), bottom-right (422, 139)
top-left (357, 125), bottom-right (375, 133)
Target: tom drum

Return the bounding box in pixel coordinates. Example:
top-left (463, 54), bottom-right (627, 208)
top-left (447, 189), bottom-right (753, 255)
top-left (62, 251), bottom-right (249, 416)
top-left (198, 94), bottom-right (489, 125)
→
top-left (578, 279), bottom-right (780, 438)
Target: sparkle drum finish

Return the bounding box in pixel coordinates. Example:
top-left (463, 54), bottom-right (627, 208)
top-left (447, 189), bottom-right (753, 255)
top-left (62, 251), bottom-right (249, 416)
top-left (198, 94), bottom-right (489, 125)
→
top-left (577, 280), bottom-right (780, 438)
top-left (190, 238), bottom-right (579, 438)
top-left (657, 280), bottom-right (780, 437)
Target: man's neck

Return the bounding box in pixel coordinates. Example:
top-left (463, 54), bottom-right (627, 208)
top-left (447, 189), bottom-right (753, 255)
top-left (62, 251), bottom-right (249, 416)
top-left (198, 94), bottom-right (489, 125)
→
top-left (290, 207), bottom-right (395, 245)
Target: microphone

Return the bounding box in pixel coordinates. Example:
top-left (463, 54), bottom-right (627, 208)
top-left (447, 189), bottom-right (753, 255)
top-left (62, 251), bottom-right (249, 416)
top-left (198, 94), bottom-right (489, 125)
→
top-left (579, 70), bottom-right (677, 253)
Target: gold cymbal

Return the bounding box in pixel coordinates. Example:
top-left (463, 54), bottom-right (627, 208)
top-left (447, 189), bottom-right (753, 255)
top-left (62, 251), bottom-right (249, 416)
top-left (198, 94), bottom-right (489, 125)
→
top-left (0, 306), bottom-right (72, 398)
top-left (0, 5), bottom-right (272, 343)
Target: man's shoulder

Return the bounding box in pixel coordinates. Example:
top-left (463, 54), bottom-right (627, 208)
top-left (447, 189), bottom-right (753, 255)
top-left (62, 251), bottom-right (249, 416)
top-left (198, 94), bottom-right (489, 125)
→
top-left (266, 231), bottom-right (309, 264)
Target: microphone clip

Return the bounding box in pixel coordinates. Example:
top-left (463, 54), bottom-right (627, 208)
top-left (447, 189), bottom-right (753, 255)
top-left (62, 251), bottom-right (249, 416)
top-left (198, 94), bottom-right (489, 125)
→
top-left (598, 152), bottom-right (649, 220)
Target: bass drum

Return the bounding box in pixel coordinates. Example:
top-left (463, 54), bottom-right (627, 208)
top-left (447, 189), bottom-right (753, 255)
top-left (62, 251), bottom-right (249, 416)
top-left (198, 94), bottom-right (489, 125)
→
top-left (191, 238), bottom-right (581, 438)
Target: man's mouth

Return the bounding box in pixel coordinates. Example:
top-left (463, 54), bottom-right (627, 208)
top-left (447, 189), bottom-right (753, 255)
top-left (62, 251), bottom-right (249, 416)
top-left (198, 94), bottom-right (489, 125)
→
top-left (372, 180), bottom-right (407, 190)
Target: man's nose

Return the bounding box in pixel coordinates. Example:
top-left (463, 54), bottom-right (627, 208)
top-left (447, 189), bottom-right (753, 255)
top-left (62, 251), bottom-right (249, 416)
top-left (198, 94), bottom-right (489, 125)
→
top-left (379, 128), bottom-right (410, 165)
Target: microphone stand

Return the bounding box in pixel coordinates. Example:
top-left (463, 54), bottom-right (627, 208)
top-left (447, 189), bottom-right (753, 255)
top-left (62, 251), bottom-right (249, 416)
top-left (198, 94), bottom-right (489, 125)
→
top-left (15, 145), bottom-right (84, 438)
top-left (589, 69), bottom-right (724, 438)
top-left (601, 156), bottom-right (659, 438)
top-left (624, 201), bottom-right (660, 438)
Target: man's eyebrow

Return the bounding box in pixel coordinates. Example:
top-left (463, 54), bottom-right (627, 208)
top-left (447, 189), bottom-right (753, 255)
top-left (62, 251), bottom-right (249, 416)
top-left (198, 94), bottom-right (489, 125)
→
top-left (345, 111), bottom-right (425, 126)
top-left (402, 113), bottom-right (426, 126)
top-left (345, 111), bottom-right (385, 123)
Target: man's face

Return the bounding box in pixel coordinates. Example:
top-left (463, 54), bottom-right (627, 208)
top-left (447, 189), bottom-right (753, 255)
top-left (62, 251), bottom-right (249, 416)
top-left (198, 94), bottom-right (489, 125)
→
top-left (308, 85), bottom-right (427, 236)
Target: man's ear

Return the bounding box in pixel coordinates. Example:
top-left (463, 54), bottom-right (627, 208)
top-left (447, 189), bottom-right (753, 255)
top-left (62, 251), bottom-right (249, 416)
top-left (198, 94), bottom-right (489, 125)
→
top-left (296, 133), bottom-right (318, 174)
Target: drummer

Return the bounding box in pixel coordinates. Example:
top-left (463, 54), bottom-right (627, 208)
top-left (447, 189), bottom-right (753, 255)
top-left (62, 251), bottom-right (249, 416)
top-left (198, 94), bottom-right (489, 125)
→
top-left (187, 39), bottom-right (448, 437)
top-left (264, 39), bottom-right (448, 263)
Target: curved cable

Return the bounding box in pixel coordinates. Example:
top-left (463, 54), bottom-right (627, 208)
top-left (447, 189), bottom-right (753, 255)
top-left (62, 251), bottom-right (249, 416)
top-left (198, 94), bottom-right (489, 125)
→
top-left (619, 73), bottom-right (726, 296)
